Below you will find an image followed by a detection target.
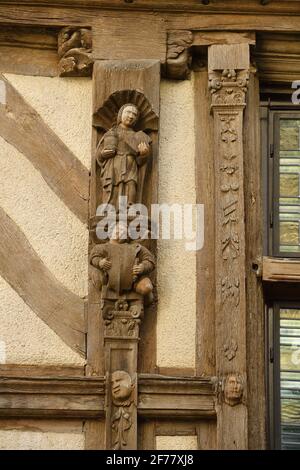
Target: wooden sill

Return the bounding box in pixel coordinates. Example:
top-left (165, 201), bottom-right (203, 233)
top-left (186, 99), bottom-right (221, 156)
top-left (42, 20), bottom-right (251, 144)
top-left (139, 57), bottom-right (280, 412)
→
top-left (263, 256), bottom-right (300, 282)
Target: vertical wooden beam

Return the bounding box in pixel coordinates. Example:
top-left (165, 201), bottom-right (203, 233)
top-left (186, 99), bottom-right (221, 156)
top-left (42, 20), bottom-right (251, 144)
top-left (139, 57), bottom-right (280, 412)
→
top-left (208, 43), bottom-right (250, 449)
top-left (244, 71), bottom-right (266, 449)
top-left (194, 69), bottom-right (216, 377)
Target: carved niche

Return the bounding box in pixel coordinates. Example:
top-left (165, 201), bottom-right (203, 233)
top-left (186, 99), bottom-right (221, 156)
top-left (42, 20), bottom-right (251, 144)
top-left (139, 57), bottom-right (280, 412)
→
top-left (58, 27), bottom-right (93, 77)
top-left (93, 90), bottom-right (158, 210)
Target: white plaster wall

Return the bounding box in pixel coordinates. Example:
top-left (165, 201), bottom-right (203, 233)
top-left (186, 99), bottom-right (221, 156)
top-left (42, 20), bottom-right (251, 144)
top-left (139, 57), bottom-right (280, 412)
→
top-left (157, 77), bottom-right (196, 368)
top-left (0, 430), bottom-right (84, 450)
top-left (0, 74), bottom-right (91, 365)
top-left (0, 275), bottom-right (84, 364)
top-left (156, 436), bottom-right (198, 450)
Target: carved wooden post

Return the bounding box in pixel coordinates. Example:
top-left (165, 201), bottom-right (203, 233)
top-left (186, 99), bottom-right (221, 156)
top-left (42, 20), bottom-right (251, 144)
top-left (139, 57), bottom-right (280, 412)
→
top-left (208, 44), bottom-right (250, 449)
top-left (89, 60), bottom-right (159, 449)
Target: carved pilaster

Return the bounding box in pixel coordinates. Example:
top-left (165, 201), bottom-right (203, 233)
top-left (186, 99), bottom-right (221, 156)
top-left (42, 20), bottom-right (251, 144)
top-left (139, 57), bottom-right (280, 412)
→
top-left (88, 60), bottom-right (159, 449)
top-left (166, 30), bottom-right (193, 80)
top-left (58, 27), bottom-right (93, 77)
top-left (208, 44), bottom-right (249, 449)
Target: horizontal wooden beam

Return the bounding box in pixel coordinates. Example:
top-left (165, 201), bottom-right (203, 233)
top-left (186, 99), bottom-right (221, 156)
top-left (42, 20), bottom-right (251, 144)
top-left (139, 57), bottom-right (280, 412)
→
top-left (138, 374), bottom-right (216, 418)
top-left (263, 256), bottom-right (300, 282)
top-left (0, 1), bottom-right (299, 16)
top-left (0, 6), bottom-right (299, 33)
top-left (0, 207), bottom-right (86, 356)
top-left (0, 372), bottom-right (216, 419)
top-left (0, 364), bottom-right (85, 377)
top-left (0, 376), bottom-right (105, 418)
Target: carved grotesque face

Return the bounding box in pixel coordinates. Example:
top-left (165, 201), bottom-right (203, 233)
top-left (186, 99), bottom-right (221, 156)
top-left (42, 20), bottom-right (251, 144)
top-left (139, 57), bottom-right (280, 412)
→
top-left (111, 222), bottom-right (128, 243)
top-left (224, 375), bottom-right (243, 406)
top-left (121, 105), bottom-right (138, 128)
top-left (111, 371), bottom-right (133, 401)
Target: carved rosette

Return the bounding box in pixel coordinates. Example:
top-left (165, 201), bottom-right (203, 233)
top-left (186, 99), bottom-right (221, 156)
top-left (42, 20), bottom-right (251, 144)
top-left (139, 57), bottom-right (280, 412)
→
top-left (166, 30), bottom-right (193, 80)
top-left (58, 27), bottom-right (93, 77)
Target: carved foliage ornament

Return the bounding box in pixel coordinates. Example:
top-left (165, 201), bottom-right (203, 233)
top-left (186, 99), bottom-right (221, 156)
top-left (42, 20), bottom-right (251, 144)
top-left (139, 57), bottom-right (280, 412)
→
top-left (209, 69), bottom-right (249, 107)
top-left (58, 27), bottom-right (93, 77)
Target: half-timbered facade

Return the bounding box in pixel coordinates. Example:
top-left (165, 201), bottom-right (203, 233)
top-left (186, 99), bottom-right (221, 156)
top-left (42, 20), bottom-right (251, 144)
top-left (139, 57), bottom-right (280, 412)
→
top-left (0, 0), bottom-right (300, 450)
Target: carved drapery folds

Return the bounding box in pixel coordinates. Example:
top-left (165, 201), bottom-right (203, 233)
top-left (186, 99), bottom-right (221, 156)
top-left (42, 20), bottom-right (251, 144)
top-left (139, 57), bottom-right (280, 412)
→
top-left (208, 43), bottom-right (250, 449)
top-left (166, 30), bottom-right (193, 80)
top-left (58, 27), bottom-right (93, 77)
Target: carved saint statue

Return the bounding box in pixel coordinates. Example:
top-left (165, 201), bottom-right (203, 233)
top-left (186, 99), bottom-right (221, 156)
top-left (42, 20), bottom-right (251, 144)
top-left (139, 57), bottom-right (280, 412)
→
top-left (96, 103), bottom-right (151, 207)
top-left (90, 222), bottom-right (155, 307)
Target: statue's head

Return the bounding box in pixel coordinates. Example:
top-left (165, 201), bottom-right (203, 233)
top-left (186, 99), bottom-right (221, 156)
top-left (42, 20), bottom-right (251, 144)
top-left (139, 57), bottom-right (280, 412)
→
top-left (117, 103), bottom-right (139, 128)
top-left (110, 221), bottom-right (128, 244)
top-left (111, 370), bottom-right (134, 404)
top-left (224, 374), bottom-right (244, 406)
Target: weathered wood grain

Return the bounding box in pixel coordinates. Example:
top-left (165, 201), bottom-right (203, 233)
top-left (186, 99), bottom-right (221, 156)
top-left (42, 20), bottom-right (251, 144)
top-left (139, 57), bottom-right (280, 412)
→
top-left (138, 375), bottom-right (215, 418)
top-left (92, 16), bottom-right (166, 61)
top-left (194, 70), bottom-right (216, 377)
top-left (244, 73), bottom-right (266, 450)
top-left (0, 207), bottom-right (86, 356)
top-left (263, 257), bottom-right (300, 282)
top-left (0, 365), bottom-right (84, 377)
top-left (0, 75), bottom-right (89, 224)
top-left (0, 375), bottom-right (105, 418)
top-left (0, 0), bottom-right (300, 15)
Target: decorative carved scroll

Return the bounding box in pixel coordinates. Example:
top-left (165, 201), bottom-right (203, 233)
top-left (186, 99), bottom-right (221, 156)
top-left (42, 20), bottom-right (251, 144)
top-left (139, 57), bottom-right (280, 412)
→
top-left (58, 27), bottom-right (93, 77)
top-left (166, 30), bottom-right (193, 80)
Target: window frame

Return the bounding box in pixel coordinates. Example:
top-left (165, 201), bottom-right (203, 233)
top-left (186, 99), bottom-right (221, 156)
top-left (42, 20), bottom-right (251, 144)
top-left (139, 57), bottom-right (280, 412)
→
top-left (267, 108), bottom-right (300, 258)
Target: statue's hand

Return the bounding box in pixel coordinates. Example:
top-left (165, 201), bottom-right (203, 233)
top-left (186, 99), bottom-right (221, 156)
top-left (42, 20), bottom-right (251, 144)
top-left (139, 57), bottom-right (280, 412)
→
top-left (101, 149), bottom-right (115, 159)
top-left (138, 142), bottom-right (150, 156)
top-left (99, 258), bottom-right (112, 271)
top-left (133, 264), bottom-right (143, 276)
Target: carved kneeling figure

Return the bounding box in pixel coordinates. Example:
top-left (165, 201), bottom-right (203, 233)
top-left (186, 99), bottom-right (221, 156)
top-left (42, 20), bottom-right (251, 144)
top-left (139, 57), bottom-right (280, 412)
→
top-left (90, 222), bottom-right (155, 306)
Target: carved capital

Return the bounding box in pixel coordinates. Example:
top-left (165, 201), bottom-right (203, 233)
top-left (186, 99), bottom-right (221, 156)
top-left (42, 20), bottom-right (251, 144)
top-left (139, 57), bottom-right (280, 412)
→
top-left (208, 69), bottom-right (249, 107)
top-left (166, 30), bottom-right (193, 80)
top-left (58, 27), bottom-right (93, 77)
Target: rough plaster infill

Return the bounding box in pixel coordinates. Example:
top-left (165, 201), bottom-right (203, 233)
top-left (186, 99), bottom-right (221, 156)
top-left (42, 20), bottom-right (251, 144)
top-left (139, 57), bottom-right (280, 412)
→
top-left (156, 436), bottom-right (198, 450)
top-left (0, 430), bottom-right (84, 450)
top-left (0, 136), bottom-right (88, 298)
top-left (4, 74), bottom-right (92, 170)
top-left (0, 276), bottom-right (84, 364)
top-left (156, 78), bottom-right (196, 368)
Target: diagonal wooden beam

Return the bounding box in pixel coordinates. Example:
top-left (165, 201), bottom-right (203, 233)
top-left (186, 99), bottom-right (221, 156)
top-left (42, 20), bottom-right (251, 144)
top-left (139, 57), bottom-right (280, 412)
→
top-left (0, 74), bottom-right (89, 224)
top-left (0, 207), bottom-right (86, 356)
